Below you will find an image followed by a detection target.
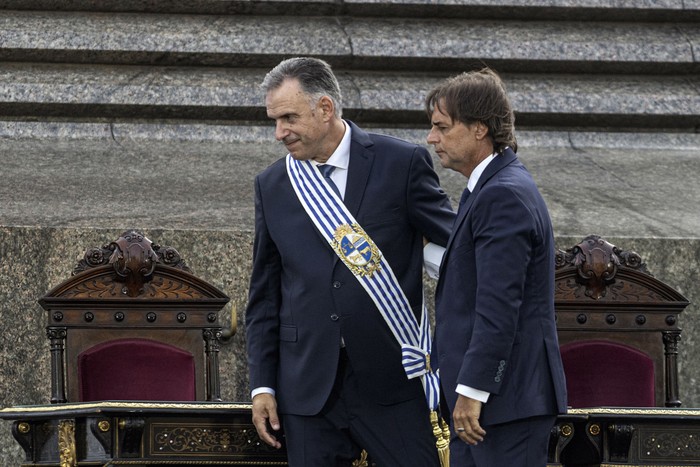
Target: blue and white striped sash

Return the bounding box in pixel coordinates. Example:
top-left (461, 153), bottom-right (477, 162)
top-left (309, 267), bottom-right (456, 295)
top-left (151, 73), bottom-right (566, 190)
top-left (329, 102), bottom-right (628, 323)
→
top-left (286, 156), bottom-right (440, 411)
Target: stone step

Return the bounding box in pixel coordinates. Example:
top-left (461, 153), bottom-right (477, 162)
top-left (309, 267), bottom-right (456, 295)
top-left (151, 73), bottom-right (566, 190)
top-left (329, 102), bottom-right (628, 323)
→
top-left (2, 0), bottom-right (699, 21)
top-left (0, 10), bottom-right (697, 74)
top-left (1, 63), bottom-right (698, 129)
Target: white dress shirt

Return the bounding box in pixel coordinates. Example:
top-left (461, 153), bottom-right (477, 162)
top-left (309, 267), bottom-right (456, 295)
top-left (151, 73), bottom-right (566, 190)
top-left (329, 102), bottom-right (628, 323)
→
top-left (312, 120), bottom-right (352, 198)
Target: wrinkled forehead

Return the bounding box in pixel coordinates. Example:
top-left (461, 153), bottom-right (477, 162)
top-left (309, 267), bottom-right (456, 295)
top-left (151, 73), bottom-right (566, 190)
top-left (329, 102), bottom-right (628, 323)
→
top-left (265, 80), bottom-right (314, 117)
top-left (430, 100), bottom-right (454, 124)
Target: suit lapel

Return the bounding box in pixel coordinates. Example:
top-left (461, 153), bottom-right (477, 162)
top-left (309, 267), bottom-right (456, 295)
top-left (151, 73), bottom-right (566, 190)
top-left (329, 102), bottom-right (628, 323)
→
top-left (343, 121), bottom-right (375, 216)
top-left (438, 149), bottom-right (518, 278)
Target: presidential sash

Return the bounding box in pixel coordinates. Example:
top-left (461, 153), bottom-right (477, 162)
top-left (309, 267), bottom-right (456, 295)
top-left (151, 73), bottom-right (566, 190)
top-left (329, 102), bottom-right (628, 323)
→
top-left (286, 156), bottom-right (441, 411)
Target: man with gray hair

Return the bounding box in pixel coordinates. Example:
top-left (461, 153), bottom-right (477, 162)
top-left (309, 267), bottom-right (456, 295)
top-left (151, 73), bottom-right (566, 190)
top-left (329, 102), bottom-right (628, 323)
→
top-left (246, 57), bottom-right (455, 466)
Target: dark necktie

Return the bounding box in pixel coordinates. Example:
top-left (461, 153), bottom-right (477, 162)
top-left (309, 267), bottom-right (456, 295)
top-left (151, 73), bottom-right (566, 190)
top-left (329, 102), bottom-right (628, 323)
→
top-left (319, 164), bottom-right (341, 198)
top-left (459, 187), bottom-right (471, 209)
top-left (320, 163), bottom-right (345, 348)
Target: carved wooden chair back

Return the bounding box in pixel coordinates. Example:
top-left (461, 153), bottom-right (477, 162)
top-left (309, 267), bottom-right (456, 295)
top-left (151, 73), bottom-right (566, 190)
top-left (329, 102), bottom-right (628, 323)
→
top-left (554, 235), bottom-right (689, 408)
top-left (39, 230), bottom-right (229, 403)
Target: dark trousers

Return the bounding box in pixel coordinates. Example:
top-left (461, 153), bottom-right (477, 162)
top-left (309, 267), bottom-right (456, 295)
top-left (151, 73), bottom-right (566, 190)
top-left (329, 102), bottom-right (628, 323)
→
top-left (282, 349), bottom-right (441, 467)
top-left (449, 414), bottom-right (556, 467)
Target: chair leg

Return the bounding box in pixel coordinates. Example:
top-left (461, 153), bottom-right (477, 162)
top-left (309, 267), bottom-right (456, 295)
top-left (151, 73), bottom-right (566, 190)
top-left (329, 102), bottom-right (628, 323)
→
top-left (204, 327), bottom-right (223, 402)
top-left (663, 330), bottom-right (682, 407)
top-left (48, 326), bottom-right (67, 404)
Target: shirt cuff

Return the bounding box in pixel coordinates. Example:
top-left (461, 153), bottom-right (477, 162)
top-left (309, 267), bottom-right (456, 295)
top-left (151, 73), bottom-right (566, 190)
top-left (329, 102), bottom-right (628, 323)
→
top-left (456, 384), bottom-right (490, 403)
top-left (423, 242), bottom-right (445, 279)
top-left (251, 387), bottom-right (276, 399)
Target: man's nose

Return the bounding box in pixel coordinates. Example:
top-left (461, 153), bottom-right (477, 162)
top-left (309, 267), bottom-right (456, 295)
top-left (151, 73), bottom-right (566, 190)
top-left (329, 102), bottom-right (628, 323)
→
top-left (426, 127), bottom-right (438, 144)
top-left (274, 121), bottom-right (288, 141)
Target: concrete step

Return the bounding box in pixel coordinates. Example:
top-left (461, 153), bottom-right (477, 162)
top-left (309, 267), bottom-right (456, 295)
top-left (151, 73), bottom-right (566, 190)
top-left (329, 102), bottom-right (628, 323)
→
top-left (0, 10), bottom-right (697, 74)
top-left (2, 0), bottom-right (700, 21)
top-left (2, 63), bottom-right (698, 129)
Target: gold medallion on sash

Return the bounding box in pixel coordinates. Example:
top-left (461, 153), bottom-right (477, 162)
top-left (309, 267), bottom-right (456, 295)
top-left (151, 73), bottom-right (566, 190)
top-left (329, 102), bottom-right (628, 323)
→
top-left (332, 223), bottom-right (382, 278)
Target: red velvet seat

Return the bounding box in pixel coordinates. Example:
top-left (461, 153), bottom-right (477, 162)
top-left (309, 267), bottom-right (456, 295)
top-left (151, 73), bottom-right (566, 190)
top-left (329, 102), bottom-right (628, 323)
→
top-left (560, 340), bottom-right (655, 408)
top-left (78, 338), bottom-right (196, 401)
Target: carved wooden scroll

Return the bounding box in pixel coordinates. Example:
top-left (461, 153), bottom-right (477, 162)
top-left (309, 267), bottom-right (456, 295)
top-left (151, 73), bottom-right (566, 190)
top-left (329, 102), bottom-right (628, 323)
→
top-left (73, 230), bottom-right (191, 297)
top-left (555, 234), bottom-right (650, 300)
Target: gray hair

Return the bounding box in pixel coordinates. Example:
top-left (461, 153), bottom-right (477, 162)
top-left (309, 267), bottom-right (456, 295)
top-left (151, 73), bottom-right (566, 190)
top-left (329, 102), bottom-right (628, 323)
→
top-left (261, 57), bottom-right (343, 118)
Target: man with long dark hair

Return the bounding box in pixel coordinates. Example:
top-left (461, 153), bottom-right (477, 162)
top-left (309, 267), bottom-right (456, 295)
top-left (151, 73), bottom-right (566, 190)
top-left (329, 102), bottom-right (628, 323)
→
top-left (426, 68), bottom-right (567, 466)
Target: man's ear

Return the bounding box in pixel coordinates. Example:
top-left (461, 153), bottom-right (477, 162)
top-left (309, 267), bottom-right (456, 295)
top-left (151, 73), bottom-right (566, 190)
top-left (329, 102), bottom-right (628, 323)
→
top-left (474, 121), bottom-right (489, 140)
top-left (318, 96), bottom-right (335, 120)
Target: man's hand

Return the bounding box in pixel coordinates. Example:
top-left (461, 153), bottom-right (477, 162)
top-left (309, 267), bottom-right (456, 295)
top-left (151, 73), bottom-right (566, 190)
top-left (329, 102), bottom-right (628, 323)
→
top-left (453, 395), bottom-right (486, 445)
top-left (251, 393), bottom-right (282, 449)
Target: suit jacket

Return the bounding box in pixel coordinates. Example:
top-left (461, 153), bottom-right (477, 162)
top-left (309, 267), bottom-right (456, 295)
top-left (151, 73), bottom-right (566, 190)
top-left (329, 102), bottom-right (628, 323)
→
top-left (246, 121), bottom-right (455, 416)
top-left (434, 148), bottom-right (567, 427)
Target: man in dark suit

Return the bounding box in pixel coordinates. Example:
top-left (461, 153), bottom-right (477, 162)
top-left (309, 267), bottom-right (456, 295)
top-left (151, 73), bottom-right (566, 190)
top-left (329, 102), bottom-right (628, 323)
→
top-left (246, 57), bottom-right (455, 466)
top-left (426, 68), bottom-right (568, 466)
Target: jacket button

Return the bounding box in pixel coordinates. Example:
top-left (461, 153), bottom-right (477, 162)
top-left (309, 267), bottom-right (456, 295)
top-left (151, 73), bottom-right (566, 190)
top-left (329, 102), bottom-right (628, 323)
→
top-left (330, 314), bottom-right (339, 321)
top-left (333, 281), bottom-right (342, 289)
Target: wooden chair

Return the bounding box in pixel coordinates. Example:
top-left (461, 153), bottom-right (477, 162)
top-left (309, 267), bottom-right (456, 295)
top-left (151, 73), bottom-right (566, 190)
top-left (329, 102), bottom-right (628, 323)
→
top-left (548, 235), bottom-right (690, 465)
top-left (39, 230), bottom-right (230, 403)
top-left (554, 234), bottom-right (689, 408)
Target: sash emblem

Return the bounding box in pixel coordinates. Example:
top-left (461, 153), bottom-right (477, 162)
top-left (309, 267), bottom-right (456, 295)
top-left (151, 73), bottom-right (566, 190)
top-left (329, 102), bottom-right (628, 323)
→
top-left (332, 223), bottom-right (382, 277)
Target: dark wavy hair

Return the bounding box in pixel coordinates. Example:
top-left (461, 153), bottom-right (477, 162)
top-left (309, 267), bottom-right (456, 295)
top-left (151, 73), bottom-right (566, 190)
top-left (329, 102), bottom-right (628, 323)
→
top-left (425, 67), bottom-right (517, 153)
top-left (261, 57), bottom-right (343, 118)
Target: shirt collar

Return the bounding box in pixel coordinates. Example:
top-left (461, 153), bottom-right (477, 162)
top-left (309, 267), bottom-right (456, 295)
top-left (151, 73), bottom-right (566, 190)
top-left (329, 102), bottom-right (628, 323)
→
top-left (467, 152), bottom-right (497, 192)
top-left (313, 120), bottom-right (351, 170)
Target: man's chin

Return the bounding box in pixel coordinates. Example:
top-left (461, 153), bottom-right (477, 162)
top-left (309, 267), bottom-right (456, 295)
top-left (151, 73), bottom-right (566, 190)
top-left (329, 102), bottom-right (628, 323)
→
top-left (439, 158), bottom-right (460, 174)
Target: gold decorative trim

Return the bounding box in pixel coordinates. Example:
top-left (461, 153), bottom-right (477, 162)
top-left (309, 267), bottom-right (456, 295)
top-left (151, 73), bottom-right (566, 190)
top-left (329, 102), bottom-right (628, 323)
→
top-left (58, 419), bottom-right (77, 467)
top-left (21, 464), bottom-right (104, 467)
top-left (589, 423), bottom-right (601, 436)
top-left (567, 408), bottom-right (700, 417)
top-left (17, 422), bottom-right (31, 433)
top-left (601, 465), bottom-right (695, 467)
top-left (98, 420), bottom-right (111, 432)
top-left (1, 401), bottom-right (252, 414)
top-left (351, 450), bottom-right (369, 467)
top-left (150, 422), bottom-right (282, 456)
top-left (639, 428), bottom-right (700, 459)
top-left (103, 462), bottom-right (287, 465)
top-left (560, 424), bottom-right (573, 437)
